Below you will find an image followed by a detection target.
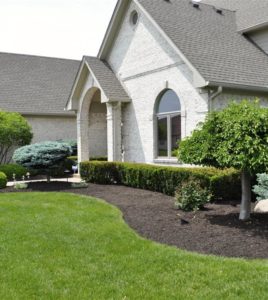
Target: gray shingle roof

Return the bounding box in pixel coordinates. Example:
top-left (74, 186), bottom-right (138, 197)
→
top-left (0, 52), bottom-right (80, 115)
top-left (202, 0), bottom-right (268, 32)
top-left (138, 0), bottom-right (268, 89)
top-left (84, 56), bottom-right (130, 101)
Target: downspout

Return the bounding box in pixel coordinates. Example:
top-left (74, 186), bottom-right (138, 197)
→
top-left (208, 86), bottom-right (223, 112)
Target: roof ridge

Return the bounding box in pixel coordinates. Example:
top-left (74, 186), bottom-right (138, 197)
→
top-left (0, 51), bottom-right (80, 63)
top-left (197, 0), bottom-right (236, 12)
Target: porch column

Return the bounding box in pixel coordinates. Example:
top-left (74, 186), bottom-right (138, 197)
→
top-left (106, 102), bottom-right (122, 162)
top-left (77, 111), bottom-right (89, 163)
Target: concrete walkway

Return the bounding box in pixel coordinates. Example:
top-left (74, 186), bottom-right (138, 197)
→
top-left (7, 175), bottom-right (82, 187)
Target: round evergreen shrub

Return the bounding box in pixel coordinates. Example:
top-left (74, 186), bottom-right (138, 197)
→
top-left (13, 141), bottom-right (72, 182)
top-left (0, 164), bottom-right (28, 181)
top-left (175, 178), bottom-right (212, 211)
top-left (0, 172), bottom-right (7, 189)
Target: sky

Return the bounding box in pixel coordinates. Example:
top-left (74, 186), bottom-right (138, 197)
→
top-left (0, 0), bottom-right (118, 60)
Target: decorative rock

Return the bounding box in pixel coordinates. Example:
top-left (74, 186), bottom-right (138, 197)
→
top-left (254, 200), bottom-right (268, 214)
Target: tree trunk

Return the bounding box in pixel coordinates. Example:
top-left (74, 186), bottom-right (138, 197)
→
top-left (239, 170), bottom-right (251, 221)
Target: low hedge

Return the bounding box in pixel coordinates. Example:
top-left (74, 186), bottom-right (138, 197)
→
top-left (80, 161), bottom-right (241, 201)
top-left (0, 172), bottom-right (7, 189)
top-left (89, 156), bottom-right (108, 162)
top-left (0, 164), bottom-right (28, 181)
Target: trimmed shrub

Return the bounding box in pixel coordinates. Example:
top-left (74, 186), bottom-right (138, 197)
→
top-left (175, 178), bottom-right (212, 211)
top-left (13, 141), bottom-right (72, 182)
top-left (0, 164), bottom-right (28, 181)
top-left (58, 140), bottom-right (77, 155)
top-left (68, 156), bottom-right (78, 164)
top-left (89, 156), bottom-right (108, 162)
top-left (80, 161), bottom-right (241, 200)
top-left (0, 172), bottom-right (7, 189)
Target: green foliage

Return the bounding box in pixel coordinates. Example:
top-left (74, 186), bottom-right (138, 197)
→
top-left (13, 141), bottom-right (72, 181)
top-left (178, 100), bottom-right (268, 174)
top-left (0, 111), bottom-right (32, 164)
top-left (58, 140), bottom-right (77, 155)
top-left (0, 164), bottom-right (28, 181)
top-left (80, 161), bottom-right (241, 200)
top-left (89, 156), bottom-right (108, 161)
top-left (252, 173), bottom-right (268, 201)
top-left (0, 171), bottom-right (7, 189)
top-left (14, 183), bottom-right (28, 190)
top-left (175, 178), bottom-right (212, 211)
top-left (68, 156), bottom-right (78, 164)
top-left (71, 182), bottom-right (88, 189)
top-left (80, 161), bottom-right (119, 185)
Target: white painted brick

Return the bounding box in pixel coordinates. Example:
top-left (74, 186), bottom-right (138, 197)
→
top-left (107, 2), bottom-right (208, 163)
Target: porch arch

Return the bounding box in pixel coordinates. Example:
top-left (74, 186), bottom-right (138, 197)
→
top-left (77, 87), bottom-right (107, 162)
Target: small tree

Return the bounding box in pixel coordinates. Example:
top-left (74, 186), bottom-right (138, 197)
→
top-left (0, 111), bottom-right (32, 164)
top-left (13, 141), bottom-right (72, 182)
top-left (178, 100), bottom-right (268, 221)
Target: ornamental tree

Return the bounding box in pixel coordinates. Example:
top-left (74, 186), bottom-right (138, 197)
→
top-left (0, 111), bottom-right (32, 164)
top-left (13, 141), bottom-right (72, 182)
top-left (178, 100), bottom-right (268, 220)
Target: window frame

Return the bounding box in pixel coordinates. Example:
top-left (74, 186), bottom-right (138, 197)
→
top-left (156, 90), bottom-right (181, 159)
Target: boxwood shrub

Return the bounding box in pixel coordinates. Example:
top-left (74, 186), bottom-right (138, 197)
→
top-left (0, 172), bottom-right (7, 189)
top-left (80, 161), bottom-right (241, 200)
top-left (0, 164), bottom-right (28, 181)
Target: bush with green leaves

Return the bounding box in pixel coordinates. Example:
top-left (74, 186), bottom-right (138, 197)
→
top-left (80, 161), bottom-right (240, 200)
top-left (13, 141), bottom-right (72, 182)
top-left (175, 178), bottom-right (212, 211)
top-left (0, 111), bottom-right (32, 164)
top-left (89, 156), bottom-right (108, 162)
top-left (178, 100), bottom-right (268, 220)
top-left (0, 172), bottom-right (7, 189)
top-left (0, 164), bottom-right (28, 181)
top-left (252, 173), bottom-right (268, 201)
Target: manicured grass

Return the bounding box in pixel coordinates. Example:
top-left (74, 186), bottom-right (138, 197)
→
top-left (0, 193), bottom-right (267, 299)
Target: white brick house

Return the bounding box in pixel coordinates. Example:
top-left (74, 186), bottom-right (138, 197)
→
top-left (66, 0), bottom-right (268, 165)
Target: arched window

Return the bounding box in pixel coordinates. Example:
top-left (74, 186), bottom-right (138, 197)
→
top-left (156, 89), bottom-right (181, 157)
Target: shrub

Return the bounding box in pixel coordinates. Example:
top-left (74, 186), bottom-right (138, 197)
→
top-left (0, 172), bottom-right (7, 189)
top-left (175, 178), bottom-right (212, 211)
top-left (252, 173), bottom-right (268, 201)
top-left (80, 161), bottom-right (241, 200)
top-left (58, 140), bottom-right (77, 155)
top-left (0, 164), bottom-right (28, 181)
top-left (0, 111), bottom-right (32, 164)
top-left (89, 156), bottom-right (108, 161)
top-left (68, 156), bottom-right (78, 164)
top-left (14, 183), bottom-right (28, 190)
top-left (13, 141), bottom-right (72, 182)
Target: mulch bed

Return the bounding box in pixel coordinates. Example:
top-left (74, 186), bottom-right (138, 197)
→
top-left (1, 181), bottom-right (268, 259)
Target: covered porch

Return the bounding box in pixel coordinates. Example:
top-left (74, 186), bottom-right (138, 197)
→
top-left (66, 56), bottom-right (130, 163)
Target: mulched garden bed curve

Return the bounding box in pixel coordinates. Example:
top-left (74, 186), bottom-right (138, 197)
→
top-left (1, 181), bottom-right (267, 259)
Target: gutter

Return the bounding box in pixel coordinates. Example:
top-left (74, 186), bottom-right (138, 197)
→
top-left (208, 86), bottom-right (223, 112)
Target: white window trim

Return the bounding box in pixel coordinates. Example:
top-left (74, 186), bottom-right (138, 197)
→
top-left (156, 111), bottom-right (181, 158)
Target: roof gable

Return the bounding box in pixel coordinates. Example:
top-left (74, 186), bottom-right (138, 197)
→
top-left (66, 56), bottom-right (130, 111)
top-left (98, 0), bottom-right (268, 91)
top-left (137, 0), bottom-right (268, 91)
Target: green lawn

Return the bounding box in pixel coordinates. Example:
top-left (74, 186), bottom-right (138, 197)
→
top-left (0, 193), bottom-right (267, 299)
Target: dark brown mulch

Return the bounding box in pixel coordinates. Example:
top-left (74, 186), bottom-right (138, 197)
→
top-left (1, 181), bottom-right (268, 259)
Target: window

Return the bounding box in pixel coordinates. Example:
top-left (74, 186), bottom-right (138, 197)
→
top-left (156, 90), bottom-right (181, 158)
